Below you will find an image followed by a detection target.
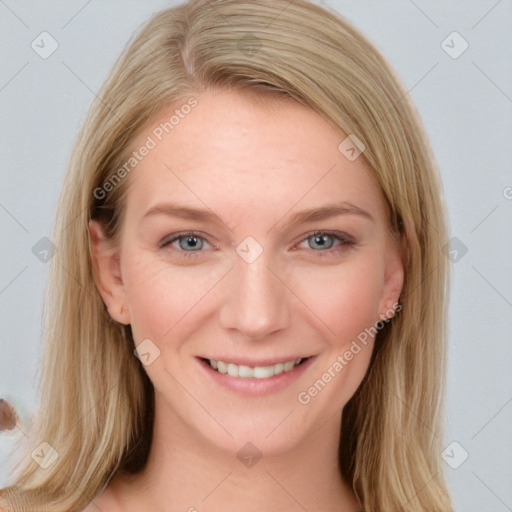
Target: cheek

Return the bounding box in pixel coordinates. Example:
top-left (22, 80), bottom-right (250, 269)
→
top-left (292, 260), bottom-right (383, 413)
top-left (122, 245), bottom-right (385, 351)
top-left (289, 255), bottom-right (385, 341)
top-left (121, 252), bottom-right (224, 342)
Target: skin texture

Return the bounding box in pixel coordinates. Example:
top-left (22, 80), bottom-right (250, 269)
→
top-left (88, 88), bottom-right (404, 512)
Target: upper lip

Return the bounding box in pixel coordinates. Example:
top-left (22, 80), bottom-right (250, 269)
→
top-left (198, 356), bottom-right (312, 367)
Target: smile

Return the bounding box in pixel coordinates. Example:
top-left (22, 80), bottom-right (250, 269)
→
top-left (206, 358), bottom-right (306, 379)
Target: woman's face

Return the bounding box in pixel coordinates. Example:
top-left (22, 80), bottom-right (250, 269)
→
top-left (91, 88), bottom-right (403, 455)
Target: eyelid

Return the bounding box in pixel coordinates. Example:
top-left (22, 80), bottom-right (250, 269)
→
top-left (159, 231), bottom-right (215, 252)
top-left (294, 230), bottom-right (355, 252)
top-left (300, 229), bottom-right (354, 244)
top-left (159, 229), bottom-right (355, 257)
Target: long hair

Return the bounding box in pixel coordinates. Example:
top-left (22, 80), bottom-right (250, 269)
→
top-left (0, 1), bottom-right (453, 510)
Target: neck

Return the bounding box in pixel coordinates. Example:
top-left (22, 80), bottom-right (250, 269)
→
top-left (111, 394), bottom-right (361, 512)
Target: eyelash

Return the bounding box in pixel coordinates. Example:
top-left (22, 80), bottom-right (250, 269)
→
top-left (296, 230), bottom-right (356, 256)
top-left (159, 230), bottom-right (356, 259)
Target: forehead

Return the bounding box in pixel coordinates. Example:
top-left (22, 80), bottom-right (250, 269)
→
top-left (123, 88), bottom-right (387, 226)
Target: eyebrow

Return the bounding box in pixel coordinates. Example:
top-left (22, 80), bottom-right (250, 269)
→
top-left (278, 202), bottom-right (374, 228)
top-left (141, 202), bottom-right (226, 226)
top-left (140, 200), bottom-right (374, 231)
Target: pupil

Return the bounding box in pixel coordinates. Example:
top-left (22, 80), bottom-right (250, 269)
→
top-left (312, 233), bottom-right (332, 250)
top-left (180, 236), bottom-right (201, 251)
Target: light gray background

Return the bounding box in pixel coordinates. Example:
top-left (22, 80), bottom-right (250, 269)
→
top-left (1, 1), bottom-right (511, 510)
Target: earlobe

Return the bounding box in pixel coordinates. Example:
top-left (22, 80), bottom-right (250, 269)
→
top-left (380, 298), bottom-right (401, 320)
top-left (88, 220), bottom-right (130, 325)
top-left (379, 244), bottom-right (405, 321)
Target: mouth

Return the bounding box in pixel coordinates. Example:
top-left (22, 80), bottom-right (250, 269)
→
top-left (196, 355), bottom-right (315, 396)
top-left (199, 357), bottom-right (310, 379)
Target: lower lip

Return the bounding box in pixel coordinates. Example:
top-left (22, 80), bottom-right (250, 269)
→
top-left (196, 357), bottom-right (316, 397)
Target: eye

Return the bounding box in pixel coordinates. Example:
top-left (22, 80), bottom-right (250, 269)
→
top-left (160, 231), bottom-right (213, 256)
top-left (297, 230), bottom-right (355, 254)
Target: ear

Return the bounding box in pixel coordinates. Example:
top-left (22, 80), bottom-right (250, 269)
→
top-left (377, 237), bottom-right (404, 321)
top-left (88, 220), bottom-right (130, 325)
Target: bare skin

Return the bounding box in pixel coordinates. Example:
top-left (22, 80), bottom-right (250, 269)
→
top-left (87, 87), bottom-right (403, 511)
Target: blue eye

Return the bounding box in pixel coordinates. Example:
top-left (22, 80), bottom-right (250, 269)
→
top-left (177, 235), bottom-right (203, 251)
top-left (300, 231), bottom-right (354, 253)
top-left (160, 232), bottom-right (211, 255)
top-left (160, 230), bottom-right (355, 260)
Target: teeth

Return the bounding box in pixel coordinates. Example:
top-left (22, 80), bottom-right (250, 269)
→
top-left (254, 366), bottom-right (273, 378)
top-left (227, 363), bottom-right (238, 377)
top-left (283, 361), bottom-right (294, 372)
top-left (274, 362), bottom-right (284, 374)
top-left (207, 358), bottom-right (304, 378)
top-left (238, 365), bottom-right (253, 378)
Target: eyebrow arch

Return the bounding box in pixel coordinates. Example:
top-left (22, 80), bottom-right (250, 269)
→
top-left (141, 202), bottom-right (226, 226)
top-left (276, 201), bottom-right (374, 230)
top-left (140, 200), bottom-right (374, 231)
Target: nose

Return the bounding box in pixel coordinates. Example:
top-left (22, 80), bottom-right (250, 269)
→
top-left (219, 251), bottom-right (290, 340)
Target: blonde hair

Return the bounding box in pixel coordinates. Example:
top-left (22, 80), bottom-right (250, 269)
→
top-left (0, 1), bottom-right (453, 510)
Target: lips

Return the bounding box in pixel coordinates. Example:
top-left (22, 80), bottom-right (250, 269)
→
top-left (196, 355), bottom-right (315, 396)
top-left (205, 357), bottom-right (306, 379)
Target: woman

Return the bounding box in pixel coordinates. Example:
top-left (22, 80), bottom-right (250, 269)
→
top-left (0, 0), bottom-right (454, 510)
